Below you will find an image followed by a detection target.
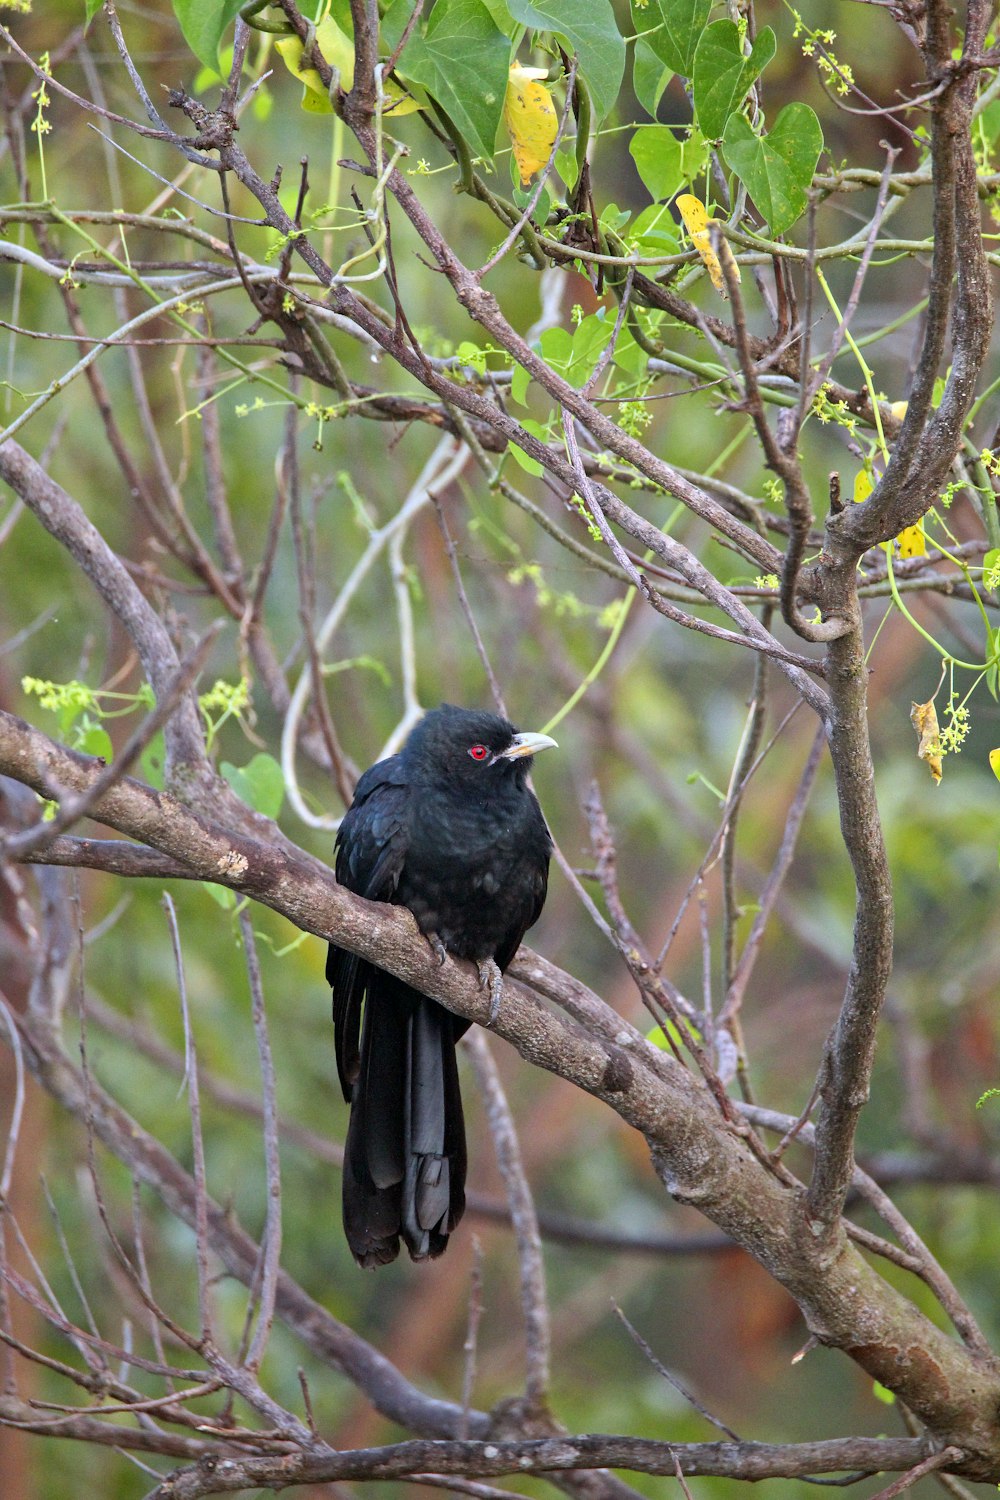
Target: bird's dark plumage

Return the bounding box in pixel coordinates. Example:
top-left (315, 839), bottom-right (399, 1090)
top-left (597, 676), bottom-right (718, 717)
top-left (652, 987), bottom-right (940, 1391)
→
top-left (327, 704), bottom-right (555, 1267)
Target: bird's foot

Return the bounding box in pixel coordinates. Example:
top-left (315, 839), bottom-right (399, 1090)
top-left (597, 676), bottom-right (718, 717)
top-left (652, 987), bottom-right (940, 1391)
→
top-left (477, 957), bottom-right (504, 1026)
top-left (427, 932), bottom-right (449, 967)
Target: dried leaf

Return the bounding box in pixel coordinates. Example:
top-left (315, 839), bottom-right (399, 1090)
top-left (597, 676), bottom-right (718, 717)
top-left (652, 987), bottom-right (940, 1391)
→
top-left (504, 65), bottom-right (558, 185)
top-left (676, 193), bottom-right (739, 297)
top-left (910, 699), bottom-right (943, 784)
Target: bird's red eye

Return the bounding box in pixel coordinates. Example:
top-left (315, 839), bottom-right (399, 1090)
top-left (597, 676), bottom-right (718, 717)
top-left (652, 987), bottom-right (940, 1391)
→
top-left (468, 744), bottom-right (489, 761)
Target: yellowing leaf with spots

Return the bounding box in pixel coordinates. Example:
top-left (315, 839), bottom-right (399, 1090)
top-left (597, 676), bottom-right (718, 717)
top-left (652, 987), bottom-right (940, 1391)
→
top-left (910, 699), bottom-right (943, 785)
top-left (504, 65), bottom-right (558, 185)
top-left (853, 469), bottom-right (873, 503)
top-left (990, 747), bottom-right (1000, 783)
top-left (676, 194), bottom-right (739, 297)
top-left (896, 522), bottom-right (926, 559)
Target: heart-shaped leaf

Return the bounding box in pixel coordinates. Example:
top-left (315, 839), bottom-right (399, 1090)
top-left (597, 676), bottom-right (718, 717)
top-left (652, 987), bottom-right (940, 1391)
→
top-left (629, 124), bottom-right (709, 202)
top-left (632, 38), bottom-right (672, 118)
top-left (384, 0), bottom-right (509, 159)
top-left (644, 0), bottom-right (712, 76)
top-left (173, 0), bottom-right (245, 72)
top-left (692, 20), bottom-right (775, 139)
top-left (722, 101), bottom-right (823, 234)
top-left (507, 0), bottom-right (625, 124)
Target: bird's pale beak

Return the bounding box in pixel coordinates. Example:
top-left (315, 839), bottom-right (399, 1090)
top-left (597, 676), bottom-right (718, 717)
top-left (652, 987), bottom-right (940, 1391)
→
top-left (500, 731), bottom-right (559, 761)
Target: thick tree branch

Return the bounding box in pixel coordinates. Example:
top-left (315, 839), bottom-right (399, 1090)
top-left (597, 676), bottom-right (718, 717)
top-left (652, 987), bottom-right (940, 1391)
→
top-left (3, 710), bottom-right (1000, 1467)
top-left (806, 598), bottom-right (895, 1235)
top-left (830, 0), bottom-right (993, 547)
top-left (145, 1433), bottom-right (941, 1498)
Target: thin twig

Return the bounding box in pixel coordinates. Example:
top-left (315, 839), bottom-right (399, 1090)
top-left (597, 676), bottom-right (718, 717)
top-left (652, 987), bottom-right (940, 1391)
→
top-left (613, 1305), bottom-right (741, 1442)
top-left (864, 1448), bottom-right (964, 1500)
top-left (161, 894), bottom-right (213, 1348)
top-left (237, 908), bottom-right (282, 1374)
top-left (459, 1237), bottom-right (484, 1441)
top-left (464, 1032), bottom-right (550, 1409)
top-left (432, 495), bottom-right (507, 716)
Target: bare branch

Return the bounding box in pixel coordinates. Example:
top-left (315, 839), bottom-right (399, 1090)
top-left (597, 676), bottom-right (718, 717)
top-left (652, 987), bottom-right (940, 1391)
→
top-left (464, 1032), bottom-right (550, 1409)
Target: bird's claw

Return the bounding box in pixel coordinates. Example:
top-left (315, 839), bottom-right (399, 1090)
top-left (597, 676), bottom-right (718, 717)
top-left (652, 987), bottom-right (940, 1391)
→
top-left (477, 958), bottom-right (504, 1026)
top-left (428, 932), bottom-right (449, 967)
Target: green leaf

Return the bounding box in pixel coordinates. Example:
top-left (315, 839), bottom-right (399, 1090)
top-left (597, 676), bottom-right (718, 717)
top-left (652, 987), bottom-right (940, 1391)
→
top-left (221, 752), bottom-right (285, 819)
top-left (538, 326), bottom-right (573, 367)
top-left (511, 362), bottom-right (532, 405)
top-left (986, 625), bottom-right (1000, 700)
top-left (509, 416), bottom-right (550, 475)
top-left (632, 38), bottom-right (672, 118)
top-left (456, 340), bottom-right (490, 375)
top-left (722, 102), bottom-right (823, 234)
top-left (539, 310), bottom-right (616, 388)
top-left (569, 311), bottom-right (615, 383)
top-left (598, 201), bottom-right (630, 234)
top-left (507, 442), bottom-right (543, 476)
top-left (202, 881), bottom-right (238, 910)
top-left (141, 732), bottom-right (166, 792)
top-left (172, 0), bottom-right (245, 72)
top-left (553, 146), bottom-right (579, 187)
top-left (629, 125), bottom-right (708, 211)
top-left (630, 125), bottom-right (683, 202)
top-left (609, 322), bottom-right (646, 376)
top-left (514, 182), bottom-right (551, 224)
top-left (385, 0), bottom-right (510, 159)
top-left (648, 1018), bottom-right (702, 1050)
top-left (692, 21), bottom-right (775, 139)
top-left (507, 0), bottom-right (625, 125)
top-left (480, 0), bottom-right (520, 33)
top-left (646, 0), bottom-right (712, 76)
top-left (872, 1381), bottom-right (896, 1406)
top-left (85, 0), bottom-right (104, 22)
top-left (626, 203), bottom-right (680, 255)
top-left (78, 725), bottom-right (114, 763)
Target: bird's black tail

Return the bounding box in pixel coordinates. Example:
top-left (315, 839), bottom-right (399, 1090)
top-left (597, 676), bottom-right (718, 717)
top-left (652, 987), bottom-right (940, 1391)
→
top-left (330, 951), bottom-right (466, 1267)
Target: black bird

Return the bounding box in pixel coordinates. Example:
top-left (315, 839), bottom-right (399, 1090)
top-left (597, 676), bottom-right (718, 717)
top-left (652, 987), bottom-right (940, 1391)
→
top-left (327, 704), bottom-right (556, 1268)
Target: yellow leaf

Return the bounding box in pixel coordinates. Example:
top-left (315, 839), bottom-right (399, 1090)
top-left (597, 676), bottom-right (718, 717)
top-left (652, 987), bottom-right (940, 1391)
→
top-left (275, 17), bottom-right (418, 116)
top-left (853, 469), bottom-right (873, 504)
top-left (989, 747), bottom-right (1000, 783)
top-left (890, 400), bottom-right (908, 421)
top-left (275, 16), bottom-right (353, 113)
top-left (896, 523), bottom-right (926, 559)
top-left (676, 193), bottom-right (739, 297)
top-left (503, 64), bottom-right (558, 186)
top-left (910, 699), bottom-right (943, 785)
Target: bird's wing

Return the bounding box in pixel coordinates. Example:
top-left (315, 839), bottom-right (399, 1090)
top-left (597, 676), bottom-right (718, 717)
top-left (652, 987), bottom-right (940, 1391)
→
top-left (493, 809), bottom-right (551, 973)
top-left (334, 756), bottom-right (410, 900)
top-left (328, 756), bottom-right (411, 1098)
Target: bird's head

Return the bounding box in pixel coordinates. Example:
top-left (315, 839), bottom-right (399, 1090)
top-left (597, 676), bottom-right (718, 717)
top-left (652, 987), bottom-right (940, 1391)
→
top-left (407, 704), bottom-right (557, 788)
